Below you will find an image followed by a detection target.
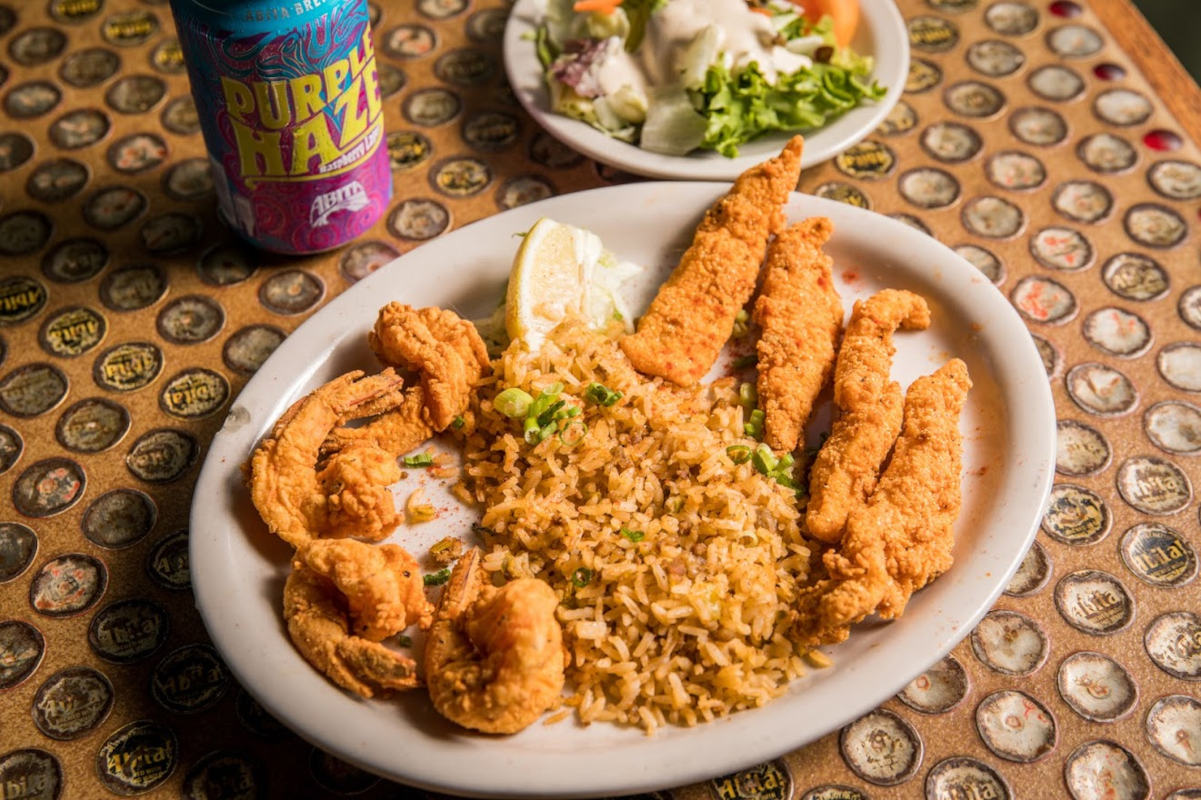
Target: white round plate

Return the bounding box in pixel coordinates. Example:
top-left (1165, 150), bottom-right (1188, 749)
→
top-left (503, 0), bottom-right (908, 179)
top-left (191, 184), bottom-right (1055, 799)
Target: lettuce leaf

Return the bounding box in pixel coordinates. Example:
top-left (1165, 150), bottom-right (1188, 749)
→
top-left (622, 0), bottom-right (668, 52)
top-left (535, 25), bottom-right (559, 70)
top-left (777, 11), bottom-right (835, 43)
top-left (696, 59), bottom-right (885, 157)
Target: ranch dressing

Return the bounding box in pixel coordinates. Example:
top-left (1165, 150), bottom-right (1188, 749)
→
top-left (637, 0), bottom-right (811, 85)
top-left (595, 39), bottom-right (647, 96)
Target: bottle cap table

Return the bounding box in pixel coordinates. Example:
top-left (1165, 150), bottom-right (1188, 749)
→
top-left (0, 1), bottom-right (1199, 798)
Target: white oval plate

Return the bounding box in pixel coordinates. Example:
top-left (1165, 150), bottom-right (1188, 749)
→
top-left (191, 185), bottom-right (1055, 799)
top-left (503, 0), bottom-right (909, 179)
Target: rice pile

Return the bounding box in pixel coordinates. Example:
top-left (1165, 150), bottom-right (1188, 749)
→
top-left (456, 320), bottom-right (814, 733)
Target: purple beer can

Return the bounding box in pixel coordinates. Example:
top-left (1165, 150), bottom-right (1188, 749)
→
top-left (168, 0), bottom-right (392, 254)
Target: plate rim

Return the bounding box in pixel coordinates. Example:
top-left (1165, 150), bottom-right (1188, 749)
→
top-left (502, 0), bottom-right (910, 180)
top-left (190, 183), bottom-right (1056, 799)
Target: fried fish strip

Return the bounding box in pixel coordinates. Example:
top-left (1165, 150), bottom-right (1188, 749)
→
top-left (795, 358), bottom-right (972, 646)
top-left (753, 217), bottom-right (842, 452)
top-left (620, 136), bottom-right (805, 386)
top-left (805, 289), bottom-right (930, 543)
top-left (369, 303), bottom-right (490, 431)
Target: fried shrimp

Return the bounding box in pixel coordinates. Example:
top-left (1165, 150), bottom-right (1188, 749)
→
top-left (284, 566), bottom-right (420, 699)
top-left (249, 370), bottom-right (409, 548)
top-left (753, 217), bottom-right (843, 453)
top-left (424, 548), bottom-right (565, 734)
top-left (805, 289), bottom-right (931, 543)
top-left (323, 386), bottom-right (433, 459)
top-left (795, 359), bottom-right (971, 646)
top-left (369, 303), bottom-right (490, 431)
top-left (296, 539), bottom-right (432, 640)
top-left (316, 446), bottom-right (403, 540)
top-left (620, 136), bottom-right (804, 386)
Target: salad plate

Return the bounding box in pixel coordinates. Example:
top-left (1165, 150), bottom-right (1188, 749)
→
top-left (191, 183), bottom-right (1054, 798)
top-left (503, 0), bottom-right (908, 179)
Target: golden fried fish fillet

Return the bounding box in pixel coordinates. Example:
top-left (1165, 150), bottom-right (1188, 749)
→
top-left (752, 217), bottom-right (843, 453)
top-left (620, 136), bottom-right (805, 386)
top-left (805, 289), bottom-right (930, 543)
top-left (795, 358), bottom-right (972, 647)
top-left (369, 303), bottom-right (490, 431)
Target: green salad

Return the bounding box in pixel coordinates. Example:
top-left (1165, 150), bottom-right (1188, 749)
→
top-left (536, 0), bottom-right (884, 157)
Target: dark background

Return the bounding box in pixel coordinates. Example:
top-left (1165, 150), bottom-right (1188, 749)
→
top-left (1134, 0), bottom-right (1201, 82)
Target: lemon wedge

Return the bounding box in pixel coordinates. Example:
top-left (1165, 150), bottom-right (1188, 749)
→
top-left (504, 217), bottom-right (642, 352)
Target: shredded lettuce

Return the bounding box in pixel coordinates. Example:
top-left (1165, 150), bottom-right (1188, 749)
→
top-left (536, 3), bottom-right (885, 158)
top-left (622, 0), bottom-right (669, 52)
top-left (778, 12), bottom-right (835, 44)
top-left (535, 25), bottom-right (558, 70)
top-left (696, 59), bottom-right (885, 157)
top-left (640, 86), bottom-right (708, 155)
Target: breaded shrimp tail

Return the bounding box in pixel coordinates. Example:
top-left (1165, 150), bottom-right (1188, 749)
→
top-left (753, 217), bottom-right (843, 452)
top-left (805, 289), bottom-right (931, 543)
top-left (620, 136), bottom-right (805, 386)
top-left (795, 358), bottom-right (972, 646)
top-left (369, 303), bottom-right (490, 431)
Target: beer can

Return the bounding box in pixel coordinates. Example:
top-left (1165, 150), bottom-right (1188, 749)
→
top-left (168, 0), bottom-right (392, 254)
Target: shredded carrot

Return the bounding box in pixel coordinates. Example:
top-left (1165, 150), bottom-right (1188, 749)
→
top-left (573, 0), bottom-right (623, 13)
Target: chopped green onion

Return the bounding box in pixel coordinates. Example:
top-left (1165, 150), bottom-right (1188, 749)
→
top-left (664, 496), bottom-right (684, 513)
top-left (396, 635), bottom-right (413, 648)
top-left (558, 419), bottom-right (589, 447)
top-left (733, 354), bottom-right (758, 369)
top-left (748, 443), bottom-right (802, 492)
top-left (726, 444), bottom-right (752, 464)
top-left (751, 443), bottom-right (777, 475)
top-left (537, 399), bottom-right (566, 426)
top-left (523, 416), bottom-right (541, 444)
top-left (612, 310), bottom-right (624, 322)
top-left (402, 453), bottom-right (434, 468)
top-left (424, 568), bottom-right (451, 586)
top-left (515, 383), bottom-right (581, 445)
top-left (738, 382), bottom-right (757, 410)
top-left (619, 528), bottom-right (645, 543)
top-left (744, 408), bottom-right (765, 439)
top-left (495, 388), bottom-right (533, 418)
top-left (451, 415), bottom-right (465, 430)
top-left (585, 382), bottom-right (623, 407)
top-left (571, 567), bottom-right (593, 588)
top-left (430, 538), bottom-right (458, 556)
top-left (528, 383), bottom-right (563, 419)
